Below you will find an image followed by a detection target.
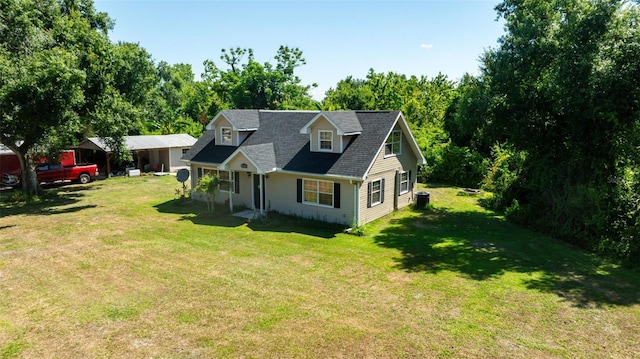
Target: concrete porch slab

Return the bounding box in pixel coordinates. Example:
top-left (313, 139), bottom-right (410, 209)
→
top-left (232, 209), bottom-right (260, 220)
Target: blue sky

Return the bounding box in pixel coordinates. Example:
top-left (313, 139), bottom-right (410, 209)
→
top-left (94, 0), bottom-right (505, 100)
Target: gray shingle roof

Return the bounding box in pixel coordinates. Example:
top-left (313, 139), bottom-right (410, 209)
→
top-left (182, 130), bottom-right (215, 161)
top-left (324, 111), bottom-right (363, 133)
top-left (219, 109), bottom-right (260, 130)
top-left (186, 110), bottom-right (405, 179)
top-left (80, 134), bottom-right (197, 152)
top-left (237, 143), bottom-right (276, 173)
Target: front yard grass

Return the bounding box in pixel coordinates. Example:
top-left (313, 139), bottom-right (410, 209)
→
top-left (0, 176), bottom-right (638, 358)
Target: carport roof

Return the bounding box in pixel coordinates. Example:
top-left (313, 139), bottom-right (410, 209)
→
top-left (77, 134), bottom-right (197, 152)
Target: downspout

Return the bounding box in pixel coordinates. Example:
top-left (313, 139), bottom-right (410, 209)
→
top-left (261, 174), bottom-right (267, 214)
top-left (352, 180), bottom-right (359, 226)
top-left (229, 178), bottom-right (233, 213)
top-left (260, 174), bottom-right (265, 215)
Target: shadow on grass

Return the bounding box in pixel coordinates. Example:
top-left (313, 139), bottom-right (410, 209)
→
top-left (0, 184), bottom-right (100, 217)
top-left (246, 212), bottom-right (344, 239)
top-left (154, 199), bottom-right (344, 239)
top-left (373, 206), bottom-right (640, 308)
top-left (154, 199), bottom-right (246, 228)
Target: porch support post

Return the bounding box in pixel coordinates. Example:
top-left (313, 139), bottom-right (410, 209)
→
top-left (137, 151), bottom-right (143, 170)
top-left (229, 174), bottom-right (233, 213)
top-left (106, 152), bottom-right (112, 178)
top-left (353, 182), bottom-right (359, 226)
top-left (260, 174), bottom-right (265, 215)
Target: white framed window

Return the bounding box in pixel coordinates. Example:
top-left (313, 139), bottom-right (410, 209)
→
top-left (218, 170), bottom-right (233, 192)
top-left (399, 171), bottom-right (409, 194)
top-left (221, 127), bottom-right (232, 144)
top-left (385, 130), bottom-right (401, 156)
top-left (319, 130), bottom-right (333, 151)
top-left (370, 178), bottom-right (382, 206)
top-left (181, 148), bottom-right (189, 156)
top-left (303, 178), bottom-right (334, 207)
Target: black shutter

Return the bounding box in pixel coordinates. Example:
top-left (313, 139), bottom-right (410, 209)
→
top-left (396, 171), bottom-right (400, 197)
top-left (367, 182), bottom-right (372, 208)
top-left (381, 178), bottom-right (385, 203)
top-left (334, 183), bottom-right (341, 208)
top-left (296, 179), bottom-right (302, 203)
top-left (234, 171), bottom-right (240, 193)
top-left (197, 167), bottom-right (203, 178)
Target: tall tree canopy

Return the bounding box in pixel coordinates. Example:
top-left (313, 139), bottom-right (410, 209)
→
top-left (0, 0), bottom-right (155, 195)
top-left (480, 0), bottom-right (640, 264)
top-left (202, 46), bottom-right (317, 110)
top-left (143, 62), bottom-right (207, 137)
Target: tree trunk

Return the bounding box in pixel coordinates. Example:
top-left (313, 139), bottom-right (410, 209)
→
top-left (5, 144), bottom-right (41, 196)
top-left (208, 194), bottom-right (215, 211)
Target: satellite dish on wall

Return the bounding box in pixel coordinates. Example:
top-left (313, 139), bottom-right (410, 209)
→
top-left (176, 168), bottom-right (190, 183)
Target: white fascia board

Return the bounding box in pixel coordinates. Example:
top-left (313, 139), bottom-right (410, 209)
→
top-left (362, 118), bottom-right (398, 180)
top-left (275, 168), bottom-right (362, 182)
top-left (361, 112), bottom-right (426, 180)
top-left (397, 112), bottom-right (427, 165)
top-left (206, 112), bottom-right (226, 130)
top-left (209, 112), bottom-right (241, 131)
top-left (219, 148), bottom-right (266, 174)
top-left (188, 160), bottom-right (223, 167)
top-left (299, 112), bottom-right (344, 135)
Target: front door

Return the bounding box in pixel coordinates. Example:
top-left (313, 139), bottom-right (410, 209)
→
top-left (253, 174), bottom-right (266, 210)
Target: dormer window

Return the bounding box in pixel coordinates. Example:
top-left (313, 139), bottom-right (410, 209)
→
top-left (319, 130), bottom-right (333, 151)
top-left (221, 127), bottom-right (232, 145)
top-left (385, 130), bottom-right (401, 156)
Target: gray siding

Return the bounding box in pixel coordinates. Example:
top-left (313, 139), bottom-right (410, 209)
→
top-left (266, 172), bottom-right (355, 225)
top-left (309, 117), bottom-right (339, 153)
top-left (359, 126), bottom-right (418, 224)
top-left (215, 117), bottom-right (238, 146)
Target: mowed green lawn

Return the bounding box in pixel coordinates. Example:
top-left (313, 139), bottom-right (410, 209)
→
top-left (0, 176), bottom-right (638, 358)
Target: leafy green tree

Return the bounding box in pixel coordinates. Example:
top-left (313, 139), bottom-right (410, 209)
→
top-left (194, 173), bottom-right (220, 212)
top-left (202, 46), bottom-right (317, 110)
top-left (444, 73), bottom-right (496, 155)
top-left (482, 0), bottom-right (640, 263)
top-left (143, 62), bottom-right (206, 137)
top-left (0, 0), bottom-right (151, 195)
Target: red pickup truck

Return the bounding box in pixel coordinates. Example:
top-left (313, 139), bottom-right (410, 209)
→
top-left (2, 163), bottom-right (99, 187)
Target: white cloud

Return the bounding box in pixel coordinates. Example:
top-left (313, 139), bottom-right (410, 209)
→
top-left (420, 43), bottom-right (434, 50)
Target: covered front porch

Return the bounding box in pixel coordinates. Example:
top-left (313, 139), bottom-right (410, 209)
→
top-left (217, 143), bottom-right (277, 216)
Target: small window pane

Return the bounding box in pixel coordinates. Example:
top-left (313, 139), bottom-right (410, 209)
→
top-left (385, 130), bottom-right (401, 156)
top-left (304, 180), bottom-right (317, 191)
top-left (222, 128), bottom-right (232, 143)
top-left (320, 131), bottom-right (332, 150)
top-left (319, 193), bottom-right (333, 206)
top-left (372, 181), bottom-right (381, 192)
top-left (318, 181), bottom-right (333, 193)
top-left (304, 191), bottom-right (317, 203)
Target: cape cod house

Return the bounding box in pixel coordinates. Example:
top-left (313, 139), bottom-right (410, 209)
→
top-left (182, 110), bottom-right (426, 225)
